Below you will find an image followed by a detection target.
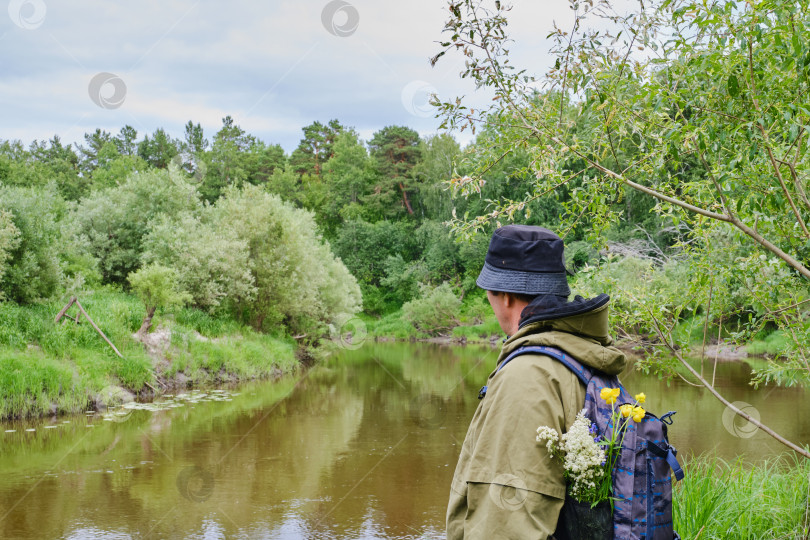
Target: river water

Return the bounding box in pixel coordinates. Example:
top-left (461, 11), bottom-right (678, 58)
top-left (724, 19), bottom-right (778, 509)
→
top-left (1, 343), bottom-right (808, 539)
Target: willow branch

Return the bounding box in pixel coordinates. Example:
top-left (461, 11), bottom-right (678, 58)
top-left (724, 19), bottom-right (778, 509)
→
top-left (759, 130), bottom-right (810, 236)
top-left (727, 213), bottom-right (810, 280)
top-left (776, 157), bottom-right (810, 213)
top-left (747, 38), bottom-right (809, 236)
top-left (646, 305), bottom-right (810, 459)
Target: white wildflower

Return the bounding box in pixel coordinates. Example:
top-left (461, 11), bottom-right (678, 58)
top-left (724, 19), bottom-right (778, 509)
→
top-left (559, 411), bottom-right (606, 499)
top-left (536, 425), bottom-right (560, 455)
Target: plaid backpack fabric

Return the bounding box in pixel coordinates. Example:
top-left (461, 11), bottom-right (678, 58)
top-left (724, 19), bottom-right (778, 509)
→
top-left (494, 345), bottom-right (684, 540)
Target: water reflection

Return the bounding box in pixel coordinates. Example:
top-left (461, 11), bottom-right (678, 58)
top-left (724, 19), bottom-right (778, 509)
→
top-left (0, 343), bottom-right (807, 539)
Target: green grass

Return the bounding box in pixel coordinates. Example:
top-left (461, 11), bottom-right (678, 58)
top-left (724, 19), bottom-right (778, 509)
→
top-left (0, 350), bottom-right (86, 418)
top-left (364, 293), bottom-right (503, 342)
top-left (451, 313), bottom-right (501, 340)
top-left (0, 289), bottom-right (299, 419)
top-left (671, 314), bottom-right (793, 358)
top-left (365, 310), bottom-right (425, 339)
top-left (674, 454), bottom-right (810, 539)
top-left (746, 330), bottom-right (791, 357)
top-left (167, 327), bottom-right (296, 384)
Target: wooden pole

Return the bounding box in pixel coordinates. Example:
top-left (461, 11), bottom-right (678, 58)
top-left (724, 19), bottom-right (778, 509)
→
top-left (74, 300), bottom-right (124, 359)
top-left (54, 297), bottom-right (77, 324)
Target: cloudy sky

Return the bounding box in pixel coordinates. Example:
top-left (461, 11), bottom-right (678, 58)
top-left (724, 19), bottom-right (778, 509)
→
top-left (1, 0), bottom-right (573, 152)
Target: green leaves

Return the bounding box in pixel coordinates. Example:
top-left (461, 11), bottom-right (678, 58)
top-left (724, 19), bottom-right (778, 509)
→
top-left (727, 74), bottom-right (740, 98)
top-left (128, 263), bottom-right (190, 314)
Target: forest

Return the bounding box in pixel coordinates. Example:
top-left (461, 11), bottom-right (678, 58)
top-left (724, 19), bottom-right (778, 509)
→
top-left (2, 110), bottom-right (803, 342)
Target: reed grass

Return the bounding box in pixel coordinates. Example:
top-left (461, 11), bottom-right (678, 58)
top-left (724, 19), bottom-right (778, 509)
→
top-left (673, 454), bottom-right (810, 539)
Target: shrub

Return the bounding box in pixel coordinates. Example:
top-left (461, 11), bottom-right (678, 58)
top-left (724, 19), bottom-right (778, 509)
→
top-left (402, 282), bottom-right (462, 336)
top-left (127, 263), bottom-right (191, 335)
top-left (0, 184), bottom-right (64, 303)
top-left (0, 209), bottom-right (20, 296)
top-left (211, 184), bottom-right (361, 335)
top-left (142, 212), bottom-right (256, 312)
top-left (75, 166), bottom-right (201, 284)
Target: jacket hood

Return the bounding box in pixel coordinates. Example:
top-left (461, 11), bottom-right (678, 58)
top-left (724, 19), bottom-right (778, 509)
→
top-left (498, 297), bottom-right (627, 376)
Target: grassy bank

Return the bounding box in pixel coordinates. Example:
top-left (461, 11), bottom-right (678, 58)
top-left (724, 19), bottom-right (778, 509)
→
top-left (365, 293), bottom-right (502, 342)
top-left (0, 288), bottom-right (298, 420)
top-left (674, 454), bottom-right (810, 539)
top-left (365, 293), bottom-right (791, 360)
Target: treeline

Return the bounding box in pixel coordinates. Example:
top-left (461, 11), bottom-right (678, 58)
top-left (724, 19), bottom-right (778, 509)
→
top-left (0, 114), bottom-right (675, 340)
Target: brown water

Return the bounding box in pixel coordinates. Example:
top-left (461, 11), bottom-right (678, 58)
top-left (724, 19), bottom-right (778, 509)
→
top-left (0, 343), bottom-right (808, 539)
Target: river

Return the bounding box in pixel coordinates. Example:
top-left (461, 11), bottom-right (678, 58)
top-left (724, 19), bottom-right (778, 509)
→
top-left (1, 342), bottom-right (808, 539)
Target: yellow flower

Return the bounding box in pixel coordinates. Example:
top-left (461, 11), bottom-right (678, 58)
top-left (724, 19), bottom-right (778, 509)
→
top-left (634, 392), bottom-right (646, 404)
top-left (600, 387), bottom-right (621, 405)
top-left (620, 404), bottom-right (633, 418)
top-left (632, 406), bottom-right (646, 423)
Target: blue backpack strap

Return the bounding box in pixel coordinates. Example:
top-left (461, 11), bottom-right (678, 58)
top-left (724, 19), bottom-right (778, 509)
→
top-left (478, 345), bottom-right (592, 399)
top-left (649, 441), bottom-right (685, 481)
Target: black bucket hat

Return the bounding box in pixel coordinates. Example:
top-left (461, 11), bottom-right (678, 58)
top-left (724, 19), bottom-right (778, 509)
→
top-left (476, 225), bottom-right (571, 297)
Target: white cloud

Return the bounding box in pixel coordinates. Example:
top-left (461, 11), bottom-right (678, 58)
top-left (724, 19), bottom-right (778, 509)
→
top-left (0, 0), bottom-right (576, 151)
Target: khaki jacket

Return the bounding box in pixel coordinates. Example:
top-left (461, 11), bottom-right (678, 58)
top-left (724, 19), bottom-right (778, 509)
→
top-left (446, 302), bottom-right (627, 539)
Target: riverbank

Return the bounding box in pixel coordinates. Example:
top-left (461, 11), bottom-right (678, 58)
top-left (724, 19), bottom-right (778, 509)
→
top-left (1, 288), bottom-right (788, 421)
top-left (364, 305), bottom-right (788, 361)
top-left (0, 289), bottom-right (300, 420)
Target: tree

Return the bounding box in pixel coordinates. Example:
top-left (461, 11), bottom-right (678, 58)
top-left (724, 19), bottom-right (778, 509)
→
top-left (75, 167), bottom-right (201, 285)
top-left (0, 185), bottom-right (64, 303)
top-left (289, 120), bottom-right (344, 178)
top-left (116, 125), bottom-right (138, 156)
top-left (79, 129), bottom-right (114, 174)
top-left (318, 130), bottom-right (375, 235)
top-left (200, 116), bottom-right (255, 201)
top-left (211, 184), bottom-right (361, 335)
top-left (331, 219), bottom-right (419, 287)
top-left (246, 141), bottom-right (286, 186)
top-left (91, 143), bottom-right (149, 189)
top-left (28, 136), bottom-right (85, 200)
top-left (412, 134), bottom-right (463, 221)
top-left (183, 121), bottom-right (208, 155)
top-left (367, 126), bottom-right (422, 217)
top-left (434, 0), bottom-right (810, 456)
top-left (138, 128), bottom-right (179, 169)
top-left (128, 263), bottom-right (191, 336)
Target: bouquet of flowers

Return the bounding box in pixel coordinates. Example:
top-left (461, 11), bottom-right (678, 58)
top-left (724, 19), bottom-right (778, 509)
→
top-left (535, 389), bottom-right (647, 537)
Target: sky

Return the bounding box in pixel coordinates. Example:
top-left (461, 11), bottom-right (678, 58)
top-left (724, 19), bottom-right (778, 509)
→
top-left (0, 0), bottom-right (574, 153)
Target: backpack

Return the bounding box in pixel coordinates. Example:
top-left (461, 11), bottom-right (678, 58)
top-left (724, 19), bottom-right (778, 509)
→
top-left (479, 345), bottom-right (684, 540)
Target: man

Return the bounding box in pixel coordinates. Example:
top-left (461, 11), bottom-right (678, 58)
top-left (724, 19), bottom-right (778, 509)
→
top-left (446, 225), bottom-right (627, 539)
